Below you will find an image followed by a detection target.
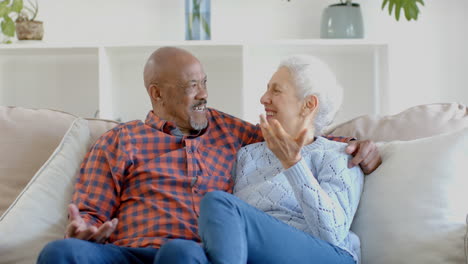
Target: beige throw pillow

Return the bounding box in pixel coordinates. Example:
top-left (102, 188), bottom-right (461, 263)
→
top-left (0, 118), bottom-right (91, 264)
top-left (351, 127), bottom-right (468, 264)
top-left (325, 103), bottom-right (468, 142)
top-left (0, 107), bottom-right (77, 216)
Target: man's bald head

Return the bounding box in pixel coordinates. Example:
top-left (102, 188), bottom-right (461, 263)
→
top-left (143, 47), bottom-right (199, 89)
top-left (142, 46), bottom-right (209, 135)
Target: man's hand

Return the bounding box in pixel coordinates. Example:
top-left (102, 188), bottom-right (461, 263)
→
top-left (345, 140), bottom-right (382, 175)
top-left (65, 204), bottom-right (118, 244)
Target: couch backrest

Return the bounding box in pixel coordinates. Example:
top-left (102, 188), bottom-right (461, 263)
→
top-left (0, 107), bottom-right (118, 216)
top-left (324, 103), bottom-right (468, 142)
top-left (2, 103), bottom-right (467, 216)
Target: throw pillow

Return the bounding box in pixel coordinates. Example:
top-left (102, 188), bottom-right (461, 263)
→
top-left (351, 127), bottom-right (468, 264)
top-left (324, 103), bottom-right (468, 142)
top-left (0, 118), bottom-right (91, 264)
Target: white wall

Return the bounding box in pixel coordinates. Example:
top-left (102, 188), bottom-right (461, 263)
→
top-left (36, 0), bottom-right (467, 115)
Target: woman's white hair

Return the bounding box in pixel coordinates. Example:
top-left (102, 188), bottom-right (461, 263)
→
top-left (279, 55), bottom-right (343, 134)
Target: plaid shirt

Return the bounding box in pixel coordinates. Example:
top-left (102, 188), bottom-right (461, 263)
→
top-left (73, 108), bottom-right (263, 248)
top-left (72, 108), bottom-right (352, 248)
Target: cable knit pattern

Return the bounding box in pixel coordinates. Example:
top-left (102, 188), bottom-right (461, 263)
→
top-left (233, 136), bottom-right (364, 263)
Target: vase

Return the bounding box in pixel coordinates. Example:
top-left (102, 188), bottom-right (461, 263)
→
top-left (320, 3), bottom-right (364, 39)
top-left (185, 0), bottom-right (211, 40)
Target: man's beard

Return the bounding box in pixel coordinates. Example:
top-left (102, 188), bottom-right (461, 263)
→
top-left (190, 114), bottom-right (208, 131)
top-left (189, 99), bottom-right (208, 131)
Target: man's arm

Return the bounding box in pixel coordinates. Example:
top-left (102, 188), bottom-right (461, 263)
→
top-left (67, 129), bottom-right (125, 242)
top-left (345, 140), bottom-right (382, 175)
top-left (66, 204), bottom-right (118, 243)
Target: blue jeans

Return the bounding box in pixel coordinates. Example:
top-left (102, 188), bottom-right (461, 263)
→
top-left (37, 237), bottom-right (209, 264)
top-left (198, 191), bottom-right (356, 264)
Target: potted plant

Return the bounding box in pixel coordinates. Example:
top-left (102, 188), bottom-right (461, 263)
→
top-left (15, 0), bottom-right (43, 40)
top-left (0, 0), bottom-right (23, 44)
top-left (286, 0), bottom-right (425, 21)
top-left (319, 0), bottom-right (425, 38)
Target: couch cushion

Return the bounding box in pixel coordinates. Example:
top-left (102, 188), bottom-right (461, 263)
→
top-left (351, 127), bottom-right (468, 263)
top-left (85, 117), bottom-right (118, 144)
top-left (325, 103), bottom-right (468, 141)
top-left (0, 107), bottom-right (119, 217)
top-left (0, 118), bottom-right (91, 264)
top-left (0, 107), bottom-right (77, 216)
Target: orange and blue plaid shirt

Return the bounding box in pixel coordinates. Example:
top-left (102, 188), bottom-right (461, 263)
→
top-left (72, 108), bottom-right (263, 248)
top-left (72, 108), bottom-right (352, 248)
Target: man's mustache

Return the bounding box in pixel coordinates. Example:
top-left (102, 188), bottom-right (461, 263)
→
top-left (193, 99), bottom-right (207, 108)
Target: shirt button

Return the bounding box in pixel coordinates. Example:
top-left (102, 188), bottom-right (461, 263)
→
top-left (187, 149), bottom-right (192, 154)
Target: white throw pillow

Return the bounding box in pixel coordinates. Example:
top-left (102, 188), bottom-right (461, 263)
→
top-left (0, 118), bottom-right (91, 264)
top-left (351, 127), bottom-right (468, 264)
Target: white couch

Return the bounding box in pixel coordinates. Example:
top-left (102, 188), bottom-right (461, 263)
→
top-left (0, 103), bottom-right (467, 264)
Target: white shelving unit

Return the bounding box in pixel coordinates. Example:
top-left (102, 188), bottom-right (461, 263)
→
top-left (0, 40), bottom-right (388, 126)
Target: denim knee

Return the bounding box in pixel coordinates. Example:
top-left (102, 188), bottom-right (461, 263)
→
top-left (200, 190), bottom-right (233, 215)
top-left (37, 238), bottom-right (80, 263)
top-left (155, 239), bottom-right (205, 264)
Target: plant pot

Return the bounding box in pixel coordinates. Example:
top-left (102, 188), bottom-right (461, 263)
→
top-left (15, 20), bottom-right (44, 40)
top-left (320, 3), bottom-right (364, 39)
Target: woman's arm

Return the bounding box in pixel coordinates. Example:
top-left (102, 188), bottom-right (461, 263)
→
top-left (283, 153), bottom-right (363, 245)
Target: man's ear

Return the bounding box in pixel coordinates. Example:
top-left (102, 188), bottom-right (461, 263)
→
top-left (303, 94), bottom-right (319, 116)
top-left (148, 83), bottom-right (162, 102)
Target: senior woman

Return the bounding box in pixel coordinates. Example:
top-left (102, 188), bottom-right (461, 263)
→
top-left (198, 55), bottom-right (364, 264)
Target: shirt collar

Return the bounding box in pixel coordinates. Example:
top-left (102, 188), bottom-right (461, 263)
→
top-left (144, 110), bottom-right (208, 137)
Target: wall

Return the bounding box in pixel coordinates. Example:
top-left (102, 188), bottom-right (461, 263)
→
top-left (36, 0), bottom-right (467, 115)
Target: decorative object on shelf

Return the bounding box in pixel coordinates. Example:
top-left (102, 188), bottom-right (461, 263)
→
top-left (287, 0), bottom-right (424, 22)
top-left (319, 0), bottom-right (425, 39)
top-left (0, 0), bottom-right (23, 44)
top-left (185, 0), bottom-right (211, 40)
top-left (320, 1), bottom-right (364, 39)
top-left (15, 0), bottom-right (43, 40)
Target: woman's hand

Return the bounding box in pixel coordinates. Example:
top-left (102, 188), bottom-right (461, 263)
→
top-left (259, 114), bottom-right (308, 169)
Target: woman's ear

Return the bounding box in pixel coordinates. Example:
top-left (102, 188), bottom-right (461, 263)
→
top-left (303, 95), bottom-right (318, 116)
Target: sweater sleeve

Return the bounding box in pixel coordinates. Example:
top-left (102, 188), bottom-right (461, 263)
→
top-left (283, 153), bottom-right (364, 245)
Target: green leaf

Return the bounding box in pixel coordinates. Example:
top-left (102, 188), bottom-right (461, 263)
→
top-left (1, 15), bottom-right (15, 37)
top-left (200, 16), bottom-right (211, 38)
top-left (0, 1), bottom-right (10, 17)
top-left (383, 0), bottom-right (424, 21)
top-left (11, 0), bottom-right (23, 13)
top-left (187, 12), bottom-right (193, 39)
top-left (406, 4), bottom-right (418, 20)
top-left (381, 0), bottom-right (389, 10)
top-left (192, 0), bottom-right (200, 14)
top-left (388, 0), bottom-right (395, 15)
top-left (395, 0), bottom-right (402, 21)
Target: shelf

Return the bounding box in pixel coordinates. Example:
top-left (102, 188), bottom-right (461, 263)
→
top-left (0, 41), bottom-right (389, 126)
top-left (0, 48), bottom-right (99, 118)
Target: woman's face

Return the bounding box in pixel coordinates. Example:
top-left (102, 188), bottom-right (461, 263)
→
top-left (260, 66), bottom-right (305, 136)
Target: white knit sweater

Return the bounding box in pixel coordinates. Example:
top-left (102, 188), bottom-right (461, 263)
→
top-left (233, 137), bottom-right (364, 263)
